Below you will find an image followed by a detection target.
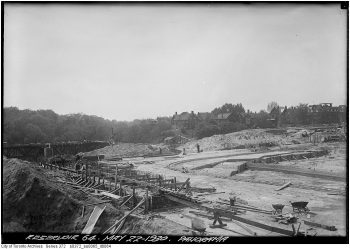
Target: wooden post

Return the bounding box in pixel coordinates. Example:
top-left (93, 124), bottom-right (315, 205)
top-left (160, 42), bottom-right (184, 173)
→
top-left (115, 166), bottom-right (118, 190)
top-left (85, 164), bottom-right (88, 182)
top-left (98, 168), bottom-right (101, 185)
top-left (186, 181), bottom-right (190, 193)
top-left (81, 206), bottom-right (85, 218)
top-left (145, 188), bottom-right (149, 214)
top-left (107, 164), bottom-right (110, 190)
top-left (132, 185), bottom-right (136, 208)
top-left (150, 196), bottom-right (153, 211)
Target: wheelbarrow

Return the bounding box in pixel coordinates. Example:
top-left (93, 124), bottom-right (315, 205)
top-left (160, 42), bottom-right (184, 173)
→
top-left (290, 201), bottom-right (309, 214)
top-left (272, 204), bottom-right (285, 215)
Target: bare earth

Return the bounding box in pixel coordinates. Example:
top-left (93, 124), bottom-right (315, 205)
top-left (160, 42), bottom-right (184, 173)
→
top-left (132, 140), bottom-right (347, 236)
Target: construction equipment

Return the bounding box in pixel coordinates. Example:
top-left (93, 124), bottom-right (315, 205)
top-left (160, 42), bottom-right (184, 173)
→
top-left (291, 201), bottom-right (310, 214)
top-left (272, 204), bottom-right (285, 215)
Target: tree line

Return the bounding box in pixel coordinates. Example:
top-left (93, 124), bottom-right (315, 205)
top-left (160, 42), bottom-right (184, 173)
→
top-left (3, 107), bottom-right (173, 145)
top-left (3, 102), bottom-right (344, 144)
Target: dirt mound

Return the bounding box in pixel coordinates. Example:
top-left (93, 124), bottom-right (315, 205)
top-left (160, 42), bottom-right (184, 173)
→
top-left (179, 129), bottom-right (297, 153)
top-left (120, 216), bottom-right (193, 235)
top-left (2, 157), bottom-right (121, 233)
top-left (84, 143), bottom-right (174, 158)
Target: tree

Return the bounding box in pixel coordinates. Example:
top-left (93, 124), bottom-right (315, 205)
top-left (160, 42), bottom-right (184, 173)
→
top-left (211, 103), bottom-right (246, 123)
top-left (295, 104), bottom-right (310, 125)
top-left (24, 124), bottom-right (47, 143)
top-left (195, 122), bottom-right (220, 139)
top-left (267, 101), bottom-right (279, 113)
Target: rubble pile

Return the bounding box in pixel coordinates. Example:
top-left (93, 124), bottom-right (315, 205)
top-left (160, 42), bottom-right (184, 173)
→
top-left (180, 129), bottom-right (299, 153)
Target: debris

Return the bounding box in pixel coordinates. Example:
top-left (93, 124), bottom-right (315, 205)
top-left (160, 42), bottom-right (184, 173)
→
top-left (275, 182), bottom-right (292, 191)
top-left (303, 220), bottom-right (337, 231)
top-left (104, 197), bottom-right (146, 234)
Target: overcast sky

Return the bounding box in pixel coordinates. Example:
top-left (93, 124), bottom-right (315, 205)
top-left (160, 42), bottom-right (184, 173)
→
top-left (4, 3), bottom-right (347, 121)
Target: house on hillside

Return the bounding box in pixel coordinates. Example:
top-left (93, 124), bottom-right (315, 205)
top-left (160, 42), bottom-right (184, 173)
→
top-left (268, 106), bottom-right (287, 128)
top-left (308, 103), bottom-right (347, 124)
top-left (197, 112), bottom-right (214, 121)
top-left (171, 111), bottom-right (197, 129)
top-left (213, 112), bottom-right (234, 125)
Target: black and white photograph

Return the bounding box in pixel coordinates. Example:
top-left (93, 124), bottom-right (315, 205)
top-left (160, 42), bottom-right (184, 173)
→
top-left (1, 1), bottom-right (348, 244)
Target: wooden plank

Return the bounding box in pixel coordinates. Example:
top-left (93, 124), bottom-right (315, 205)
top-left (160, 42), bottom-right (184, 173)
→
top-left (229, 213), bottom-right (293, 236)
top-left (82, 205), bottom-right (106, 234)
top-left (113, 217), bottom-right (127, 234)
top-left (85, 200), bottom-right (112, 207)
top-left (161, 182), bottom-right (188, 188)
top-left (109, 188), bottom-right (121, 194)
top-left (103, 198), bottom-right (145, 234)
top-left (188, 210), bottom-right (231, 222)
top-left (183, 206), bottom-right (293, 236)
top-left (100, 191), bottom-right (122, 200)
top-left (303, 220), bottom-right (337, 231)
top-left (120, 195), bottom-right (133, 207)
top-left (216, 200), bottom-right (269, 213)
top-left (231, 220), bottom-right (257, 236)
top-left (275, 182), bottom-right (292, 191)
top-left (196, 192), bottom-right (225, 196)
top-left (176, 178), bottom-right (190, 193)
top-left (218, 226), bottom-right (250, 236)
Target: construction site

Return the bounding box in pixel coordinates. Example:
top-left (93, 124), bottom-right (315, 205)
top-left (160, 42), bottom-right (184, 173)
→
top-left (2, 125), bottom-right (347, 238)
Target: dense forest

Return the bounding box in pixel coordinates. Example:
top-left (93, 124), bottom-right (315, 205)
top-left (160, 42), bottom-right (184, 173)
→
top-left (3, 102), bottom-right (344, 144)
top-left (3, 107), bottom-right (173, 145)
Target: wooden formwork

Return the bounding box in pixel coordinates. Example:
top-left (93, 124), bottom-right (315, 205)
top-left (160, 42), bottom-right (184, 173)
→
top-left (42, 161), bottom-right (191, 212)
top-left (253, 150), bottom-right (328, 164)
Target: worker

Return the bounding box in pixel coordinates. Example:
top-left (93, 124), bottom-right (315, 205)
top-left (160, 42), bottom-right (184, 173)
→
top-left (229, 196), bottom-right (236, 206)
top-left (159, 147), bottom-right (162, 154)
top-left (196, 143), bottom-right (200, 153)
top-left (183, 148), bottom-right (186, 155)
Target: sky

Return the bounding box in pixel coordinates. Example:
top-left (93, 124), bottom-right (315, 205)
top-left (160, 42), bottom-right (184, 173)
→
top-left (3, 3), bottom-right (348, 121)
